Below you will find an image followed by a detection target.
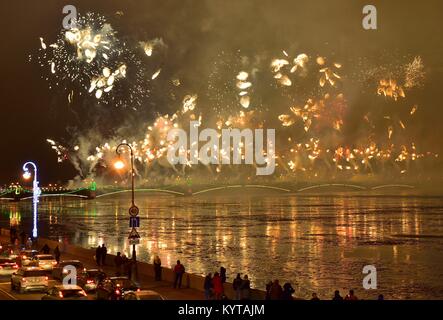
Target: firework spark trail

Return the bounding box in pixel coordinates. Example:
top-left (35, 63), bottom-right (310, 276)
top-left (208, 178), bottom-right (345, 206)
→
top-left (34, 12), bottom-right (149, 108)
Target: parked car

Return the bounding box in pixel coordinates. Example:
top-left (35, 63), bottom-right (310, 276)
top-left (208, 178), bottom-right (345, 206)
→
top-left (0, 244), bottom-right (18, 259)
top-left (0, 257), bottom-right (19, 276)
top-left (41, 285), bottom-right (88, 300)
top-left (11, 267), bottom-right (48, 293)
top-left (16, 250), bottom-right (38, 267)
top-left (123, 289), bottom-right (165, 300)
top-left (77, 269), bottom-right (106, 292)
top-left (96, 276), bottom-right (139, 300)
top-left (33, 254), bottom-right (57, 271)
top-left (52, 260), bottom-right (84, 280)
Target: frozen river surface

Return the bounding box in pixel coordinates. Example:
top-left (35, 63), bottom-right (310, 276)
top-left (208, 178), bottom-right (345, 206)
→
top-left (2, 192), bottom-right (443, 299)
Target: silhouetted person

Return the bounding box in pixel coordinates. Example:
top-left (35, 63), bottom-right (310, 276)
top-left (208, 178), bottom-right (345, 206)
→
top-left (220, 266), bottom-right (227, 283)
top-left (265, 281), bottom-right (273, 300)
top-left (233, 273), bottom-right (243, 300)
top-left (120, 254), bottom-right (132, 279)
top-left (26, 237), bottom-right (33, 249)
top-left (311, 292), bottom-right (320, 301)
top-left (95, 245), bottom-right (102, 266)
top-left (20, 231), bottom-right (26, 246)
top-left (114, 252), bottom-right (123, 276)
top-left (332, 290), bottom-right (343, 301)
top-left (54, 245), bottom-right (61, 263)
top-left (41, 244), bottom-right (50, 254)
top-left (173, 260), bottom-right (185, 289)
top-left (10, 226), bottom-right (17, 244)
top-left (121, 254), bottom-right (129, 276)
top-left (101, 244), bottom-right (107, 266)
top-left (378, 294), bottom-right (384, 300)
top-left (269, 279), bottom-right (283, 300)
top-left (204, 273), bottom-right (213, 300)
top-left (153, 255), bottom-right (162, 281)
top-left (212, 272), bottom-right (223, 300)
top-left (345, 289), bottom-right (358, 300)
top-left (282, 282), bottom-right (295, 300)
top-left (240, 275), bottom-right (251, 300)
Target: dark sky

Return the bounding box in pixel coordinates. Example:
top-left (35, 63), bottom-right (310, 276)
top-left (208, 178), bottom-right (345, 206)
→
top-left (1, 0), bottom-right (443, 184)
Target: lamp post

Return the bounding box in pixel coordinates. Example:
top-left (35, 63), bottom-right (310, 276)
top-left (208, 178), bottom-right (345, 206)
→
top-left (22, 162), bottom-right (41, 239)
top-left (115, 143), bottom-right (140, 262)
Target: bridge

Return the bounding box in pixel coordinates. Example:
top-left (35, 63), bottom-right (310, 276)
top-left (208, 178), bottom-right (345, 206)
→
top-left (0, 182), bottom-right (416, 201)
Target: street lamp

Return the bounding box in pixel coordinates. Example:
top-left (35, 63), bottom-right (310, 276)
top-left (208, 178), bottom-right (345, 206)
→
top-left (115, 143), bottom-right (140, 262)
top-left (22, 161), bottom-right (41, 239)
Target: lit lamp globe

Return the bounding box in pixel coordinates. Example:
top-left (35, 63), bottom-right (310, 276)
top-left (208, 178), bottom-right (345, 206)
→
top-left (114, 160), bottom-right (125, 170)
top-left (23, 171), bottom-right (31, 180)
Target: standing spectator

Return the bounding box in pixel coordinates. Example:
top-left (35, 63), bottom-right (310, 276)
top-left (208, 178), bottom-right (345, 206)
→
top-left (41, 244), bottom-right (50, 254)
top-left (121, 254), bottom-right (128, 275)
top-left (281, 282), bottom-right (295, 300)
top-left (311, 292), bottom-right (320, 301)
top-left (20, 231), bottom-right (26, 247)
top-left (269, 279), bottom-right (283, 300)
top-left (203, 273), bottom-right (213, 300)
top-left (114, 252), bottom-right (123, 276)
top-left (345, 289), bottom-right (358, 300)
top-left (26, 237), bottom-right (33, 249)
top-left (54, 245), bottom-right (61, 263)
top-left (153, 255), bottom-right (162, 281)
top-left (173, 260), bottom-right (185, 289)
top-left (10, 226), bottom-right (17, 244)
top-left (122, 255), bottom-right (133, 279)
top-left (95, 245), bottom-right (102, 266)
top-left (332, 290), bottom-right (343, 301)
top-left (240, 275), bottom-right (251, 300)
top-left (212, 272), bottom-right (223, 300)
top-left (378, 294), bottom-right (384, 300)
top-left (233, 273), bottom-right (243, 300)
top-left (101, 244), bottom-right (107, 266)
top-left (265, 281), bottom-right (273, 300)
top-left (220, 266), bottom-right (227, 284)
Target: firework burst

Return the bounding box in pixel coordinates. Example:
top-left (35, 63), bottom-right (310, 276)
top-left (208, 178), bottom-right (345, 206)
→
top-left (34, 12), bottom-right (149, 108)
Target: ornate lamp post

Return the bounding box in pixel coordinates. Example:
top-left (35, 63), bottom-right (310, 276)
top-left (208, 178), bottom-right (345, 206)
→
top-left (115, 143), bottom-right (140, 262)
top-left (22, 161), bottom-right (41, 239)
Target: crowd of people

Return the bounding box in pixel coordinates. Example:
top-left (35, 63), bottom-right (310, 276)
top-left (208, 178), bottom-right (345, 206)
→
top-left (113, 251), bottom-right (136, 279)
top-left (203, 268), bottom-right (251, 300)
top-left (152, 257), bottom-right (385, 300)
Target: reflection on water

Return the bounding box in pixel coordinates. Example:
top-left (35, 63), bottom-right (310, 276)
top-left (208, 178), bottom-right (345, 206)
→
top-left (1, 192), bottom-right (443, 299)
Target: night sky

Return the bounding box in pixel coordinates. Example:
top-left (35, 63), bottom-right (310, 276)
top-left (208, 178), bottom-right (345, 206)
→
top-left (1, 0), bottom-right (443, 184)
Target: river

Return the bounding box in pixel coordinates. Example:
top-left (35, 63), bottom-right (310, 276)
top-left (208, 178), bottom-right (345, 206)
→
top-left (1, 191), bottom-right (443, 299)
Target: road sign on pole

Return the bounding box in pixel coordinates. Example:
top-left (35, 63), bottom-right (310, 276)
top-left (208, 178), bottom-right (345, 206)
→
top-left (129, 205), bottom-right (139, 217)
top-left (129, 238), bottom-right (140, 245)
top-left (129, 216), bottom-right (140, 228)
top-left (128, 227), bottom-right (140, 239)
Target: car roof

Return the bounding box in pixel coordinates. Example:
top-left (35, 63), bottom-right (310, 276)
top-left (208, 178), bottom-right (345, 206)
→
top-left (136, 290), bottom-right (162, 296)
top-left (110, 276), bottom-right (130, 280)
top-left (20, 266), bottom-right (46, 271)
top-left (59, 260), bottom-right (82, 264)
top-left (0, 257), bottom-right (14, 261)
top-left (36, 254), bottom-right (54, 258)
top-left (53, 285), bottom-right (83, 290)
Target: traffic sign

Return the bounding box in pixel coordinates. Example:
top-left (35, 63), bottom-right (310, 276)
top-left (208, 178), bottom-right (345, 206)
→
top-left (129, 238), bottom-right (140, 245)
top-left (128, 227), bottom-right (140, 239)
top-left (129, 205), bottom-right (139, 217)
top-left (129, 216), bottom-right (140, 228)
